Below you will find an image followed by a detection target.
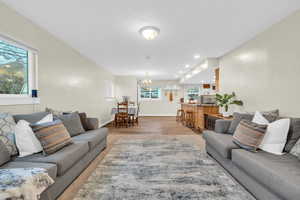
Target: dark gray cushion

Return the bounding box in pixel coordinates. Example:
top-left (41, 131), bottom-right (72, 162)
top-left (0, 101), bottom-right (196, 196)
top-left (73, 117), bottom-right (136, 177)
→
top-left (232, 149), bottom-right (300, 200)
top-left (78, 112), bottom-right (89, 131)
top-left (86, 118), bottom-right (99, 130)
top-left (0, 140), bottom-right (10, 166)
top-left (284, 118), bottom-right (300, 152)
top-left (228, 113), bottom-right (254, 134)
top-left (72, 128), bottom-right (108, 150)
top-left (215, 119), bottom-right (232, 133)
top-left (1, 161), bottom-right (57, 180)
top-left (203, 131), bottom-right (240, 159)
top-left (13, 112), bottom-right (49, 124)
top-left (15, 142), bottom-right (89, 176)
top-left (57, 112), bottom-right (85, 136)
top-left (260, 109), bottom-right (279, 116)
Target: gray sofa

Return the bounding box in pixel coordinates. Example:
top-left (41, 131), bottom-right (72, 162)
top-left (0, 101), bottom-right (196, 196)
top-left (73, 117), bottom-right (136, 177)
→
top-left (203, 119), bottom-right (300, 200)
top-left (0, 112), bottom-right (108, 200)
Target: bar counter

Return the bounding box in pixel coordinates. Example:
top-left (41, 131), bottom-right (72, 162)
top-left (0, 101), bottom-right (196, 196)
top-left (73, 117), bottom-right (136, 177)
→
top-left (180, 103), bottom-right (219, 132)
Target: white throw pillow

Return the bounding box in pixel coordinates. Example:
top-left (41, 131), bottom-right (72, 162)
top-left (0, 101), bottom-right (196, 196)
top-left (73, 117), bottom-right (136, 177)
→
top-left (252, 111), bottom-right (269, 125)
top-left (252, 111), bottom-right (290, 155)
top-left (38, 113), bottom-right (53, 124)
top-left (15, 114), bottom-right (53, 157)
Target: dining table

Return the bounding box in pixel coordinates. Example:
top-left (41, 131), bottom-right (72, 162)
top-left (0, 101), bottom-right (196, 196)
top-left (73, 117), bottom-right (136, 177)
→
top-left (111, 106), bottom-right (137, 115)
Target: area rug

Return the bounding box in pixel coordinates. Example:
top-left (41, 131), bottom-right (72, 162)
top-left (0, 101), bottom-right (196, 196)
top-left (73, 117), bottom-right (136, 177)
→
top-left (74, 136), bottom-right (255, 200)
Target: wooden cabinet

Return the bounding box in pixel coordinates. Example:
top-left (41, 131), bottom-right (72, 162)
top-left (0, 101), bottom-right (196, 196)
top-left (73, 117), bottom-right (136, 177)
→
top-left (181, 104), bottom-right (219, 132)
top-left (204, 113), bottom-right (233, 130)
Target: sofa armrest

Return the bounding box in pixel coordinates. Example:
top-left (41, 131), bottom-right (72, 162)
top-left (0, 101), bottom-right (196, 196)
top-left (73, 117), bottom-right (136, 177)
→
top-left (86, 118), bottom-right (99, 130)
top-left (215, 119), bottom-right (232, 134)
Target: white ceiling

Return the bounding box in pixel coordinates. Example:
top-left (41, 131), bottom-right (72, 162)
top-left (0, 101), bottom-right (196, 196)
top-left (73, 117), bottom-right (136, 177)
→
top-left (2, 0), bottom-right (300, 80)
top-left (182, 68), bottom-right (215, 85)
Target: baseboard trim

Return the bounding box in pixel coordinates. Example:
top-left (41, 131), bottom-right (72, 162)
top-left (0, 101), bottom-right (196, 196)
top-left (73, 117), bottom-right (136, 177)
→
top-left (140, 114), bottom-right (176, 117)
top-left (100, 119), bottom-right (114, 127)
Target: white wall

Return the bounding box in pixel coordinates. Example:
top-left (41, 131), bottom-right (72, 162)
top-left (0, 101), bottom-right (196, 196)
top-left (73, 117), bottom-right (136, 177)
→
top-left (0, 2), bottom-right (115, 125)
top-left (139, 80), bottom-right (183, 116)
top-left (115, 76), bottom-right (137, 102)
top-left (220, 10), bottom-right (300, 117)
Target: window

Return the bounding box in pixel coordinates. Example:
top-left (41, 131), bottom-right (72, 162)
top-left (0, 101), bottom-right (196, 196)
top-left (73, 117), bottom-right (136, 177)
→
top-left (186, 87), bottom-right (199, 100)
top-left (140, 87), bottom-right (161, 100)
top-left (104, 80), bottom-right (114, 98)
top-left (0, 39), bottom-right (29, 95)
top-left (0, 35), bottom-right (38, 105)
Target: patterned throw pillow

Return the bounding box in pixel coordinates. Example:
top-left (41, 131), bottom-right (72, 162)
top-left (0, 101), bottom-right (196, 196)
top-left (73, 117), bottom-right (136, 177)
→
top-left (31, 120), bottom-right (73, 155)
top-left (290, 138), bottom-right (300, 159)
top-left (0, 113), bottom-right (18, 156)
top-left (233, 120), bottom-right (268, 151)
top-left (0, 140), bottom-right (10, 165)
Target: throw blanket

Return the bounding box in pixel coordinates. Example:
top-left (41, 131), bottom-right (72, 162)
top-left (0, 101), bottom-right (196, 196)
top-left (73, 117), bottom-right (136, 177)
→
top-left (0, 168), bottom-right (54, 200)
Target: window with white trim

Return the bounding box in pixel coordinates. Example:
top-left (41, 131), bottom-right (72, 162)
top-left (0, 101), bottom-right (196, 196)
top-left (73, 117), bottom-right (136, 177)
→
top-left (104, 80), bottom-right (114, 98)
top-left (0, 35), bottom-right (38, 105)
top-left (140, 87), bottom-right (161, 100)
top-left (186, 87), bottom-right (200, 100)
top-left (0, 40), bottom-right (29, 95)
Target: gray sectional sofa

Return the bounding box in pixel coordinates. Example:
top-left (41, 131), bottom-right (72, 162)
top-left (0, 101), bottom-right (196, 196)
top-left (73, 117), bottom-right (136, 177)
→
top-left (203, 119), bottom-right (300, 200)
top-left (0, 112), bottom-right (108, 200)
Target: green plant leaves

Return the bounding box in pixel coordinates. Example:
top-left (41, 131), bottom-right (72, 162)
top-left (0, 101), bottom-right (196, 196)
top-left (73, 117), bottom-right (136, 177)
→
top-left (215, 92), bottom-right (243, 110)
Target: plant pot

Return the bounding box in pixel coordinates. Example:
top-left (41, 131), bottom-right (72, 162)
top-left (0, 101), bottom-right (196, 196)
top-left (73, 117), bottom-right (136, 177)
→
top-left (222, 111), bottom-right (231, 117)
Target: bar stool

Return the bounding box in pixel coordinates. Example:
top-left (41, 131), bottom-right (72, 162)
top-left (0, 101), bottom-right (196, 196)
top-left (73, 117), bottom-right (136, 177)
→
top-left (185, 111), bottom-right (195, 128)
top-left (176, 109), bottom-right (185, 122)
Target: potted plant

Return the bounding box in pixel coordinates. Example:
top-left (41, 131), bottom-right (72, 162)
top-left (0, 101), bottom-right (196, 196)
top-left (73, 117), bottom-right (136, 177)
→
top-left (215, 92), bottom-right (243, 117)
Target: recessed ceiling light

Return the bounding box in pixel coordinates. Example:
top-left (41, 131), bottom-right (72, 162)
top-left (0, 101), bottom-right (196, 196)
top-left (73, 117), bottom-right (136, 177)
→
top-left (185, 64), bottom-right (190, 68)
top-left (186, 74), bottom-right (192, 79)
top-left (194, 54), bottom-right (200, 59)
top-left (201, 63), bottom-right (208, 69)
top-left (192, 69), bottom-right (200, 75)
top-left (139, 26), bottom-right (160, 40)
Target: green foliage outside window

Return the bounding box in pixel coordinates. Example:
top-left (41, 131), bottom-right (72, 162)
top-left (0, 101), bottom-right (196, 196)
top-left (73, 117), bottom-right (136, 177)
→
top-left (187, 87), bottom-right (199, 100)
top-left (140, 87), bottom-right (161, 99)
top-left (0, 40), bottom-right (29, 95)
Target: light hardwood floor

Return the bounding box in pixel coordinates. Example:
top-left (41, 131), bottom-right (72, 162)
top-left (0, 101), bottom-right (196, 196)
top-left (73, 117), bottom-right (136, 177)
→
top-left (58, 117), bottom-right (205, 200)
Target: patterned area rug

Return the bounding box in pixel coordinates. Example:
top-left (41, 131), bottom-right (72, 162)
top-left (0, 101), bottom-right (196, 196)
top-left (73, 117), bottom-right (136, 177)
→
top-left (74, 136), bottom-right (255, 200)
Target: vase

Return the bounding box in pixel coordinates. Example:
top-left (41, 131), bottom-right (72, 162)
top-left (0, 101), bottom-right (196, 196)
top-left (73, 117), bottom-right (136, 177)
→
top-left (222, 111), bottom-right (231, 117)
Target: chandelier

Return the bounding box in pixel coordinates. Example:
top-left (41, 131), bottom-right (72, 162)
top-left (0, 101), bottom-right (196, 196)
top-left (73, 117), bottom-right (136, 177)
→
top-left (139, 26), bottom-right (160, 40)
top-left (140, 73), bottom-right (152, 89)
top-left (142, 79), bottom-right (152, 85)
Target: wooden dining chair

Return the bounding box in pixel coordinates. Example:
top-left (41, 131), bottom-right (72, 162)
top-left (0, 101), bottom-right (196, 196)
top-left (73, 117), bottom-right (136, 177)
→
top-left (115, 102), bottom-right (130, 128)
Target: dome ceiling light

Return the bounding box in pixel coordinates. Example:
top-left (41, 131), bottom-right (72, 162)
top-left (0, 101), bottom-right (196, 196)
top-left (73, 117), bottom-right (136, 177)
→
top-left (139, 26), bottom-right (160, 40)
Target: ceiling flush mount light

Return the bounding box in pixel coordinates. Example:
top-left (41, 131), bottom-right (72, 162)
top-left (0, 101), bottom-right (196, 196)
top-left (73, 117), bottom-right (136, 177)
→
top-left (139, 26), bottom-right (160, 40)
top-left (194, 54), bottom-right (200, 59)
top-left (185, 64), bottom-right (190, 68)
